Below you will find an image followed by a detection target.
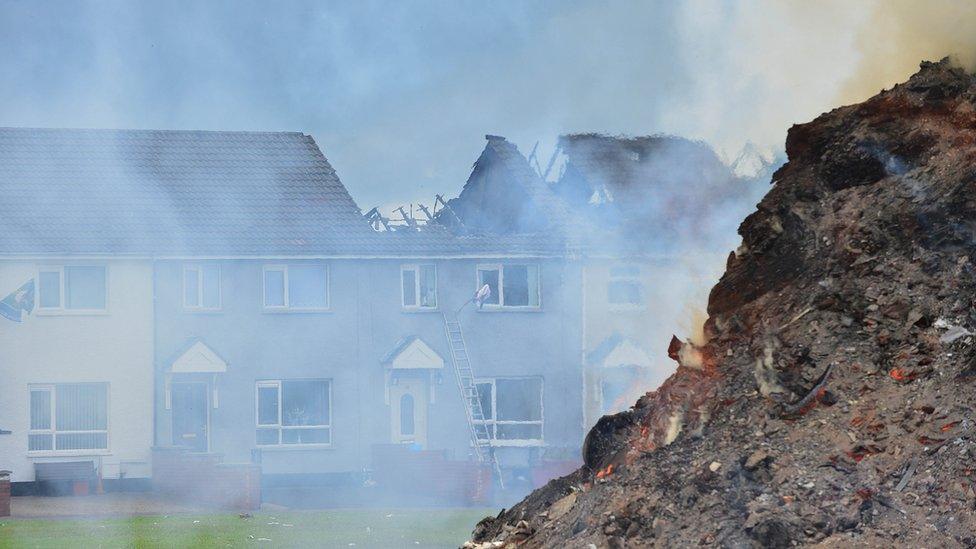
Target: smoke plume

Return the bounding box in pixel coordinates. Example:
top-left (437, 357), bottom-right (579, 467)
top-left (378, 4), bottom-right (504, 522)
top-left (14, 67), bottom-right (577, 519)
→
top-left (838, 0), bottom-right (976, 104)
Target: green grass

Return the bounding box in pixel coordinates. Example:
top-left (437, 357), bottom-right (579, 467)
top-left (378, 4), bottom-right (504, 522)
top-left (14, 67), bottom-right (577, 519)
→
top-left (0, 508), bottom-right (496, 549)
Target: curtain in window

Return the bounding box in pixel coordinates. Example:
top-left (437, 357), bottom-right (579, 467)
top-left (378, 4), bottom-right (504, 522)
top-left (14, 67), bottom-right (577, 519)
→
top-left (30, 390), bottom-right (51, 430)
top-left (281, 380), bottom-right (329, 426)
top-left (56, 384), bottom-right (108, 431)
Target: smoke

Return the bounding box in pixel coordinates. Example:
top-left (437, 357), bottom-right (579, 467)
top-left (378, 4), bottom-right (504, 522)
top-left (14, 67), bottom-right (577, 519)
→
top-left (837, 0), bottom-right (976, 104)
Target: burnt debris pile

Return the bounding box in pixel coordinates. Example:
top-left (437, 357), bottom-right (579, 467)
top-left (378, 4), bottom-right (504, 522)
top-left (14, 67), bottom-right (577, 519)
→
top-left (468, 59), bottom-right (976, 548)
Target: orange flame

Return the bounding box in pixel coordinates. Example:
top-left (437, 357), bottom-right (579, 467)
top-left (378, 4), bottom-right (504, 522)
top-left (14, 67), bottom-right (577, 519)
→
top-left (889, 368), bottom-right (909, 381)
top-left (941, 421), bottom-right (959, 432)
top-left (595, 464), bottom-right (615, 480)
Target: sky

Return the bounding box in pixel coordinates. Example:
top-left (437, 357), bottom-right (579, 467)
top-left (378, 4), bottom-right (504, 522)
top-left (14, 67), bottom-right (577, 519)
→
top-left (0, 0), bottom-right (942, 212)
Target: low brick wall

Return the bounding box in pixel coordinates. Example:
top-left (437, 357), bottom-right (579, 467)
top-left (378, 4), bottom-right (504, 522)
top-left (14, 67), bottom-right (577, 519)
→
top-left (152, 448), bottom-right (260, 510)
top-left (0, 477), bottom-right (10, 517)
top-left (371, 444), bottom-right (493, 505)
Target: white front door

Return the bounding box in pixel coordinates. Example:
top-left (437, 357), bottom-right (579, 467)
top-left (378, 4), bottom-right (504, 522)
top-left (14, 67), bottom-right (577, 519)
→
top-left (390, 376), bottom-right (428, 448)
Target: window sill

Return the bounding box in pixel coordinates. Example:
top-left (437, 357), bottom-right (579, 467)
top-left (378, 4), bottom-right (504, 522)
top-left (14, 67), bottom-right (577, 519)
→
top-left (607, 304), bottom-right (646, 313)
top-left (182, 308), bottom-right (224, 315)
top-left (28, 450), bottom-right (111, 458)
top-left (261, 308), bottom-right (333, 315)
top-left (476, 440), bottom-right (545, 448)
top-left (401, 307), bottom-right (440, 314)
top-left (476, 307), bottom-right (544, 313)
top-left (36, 309), bottom-right (109, 317)
top-left (255, 444), bottom-right (334, 451)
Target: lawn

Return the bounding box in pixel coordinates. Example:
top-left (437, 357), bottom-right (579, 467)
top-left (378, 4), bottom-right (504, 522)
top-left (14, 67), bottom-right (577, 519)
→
top-left (0, 508), bottom-right (496, 548)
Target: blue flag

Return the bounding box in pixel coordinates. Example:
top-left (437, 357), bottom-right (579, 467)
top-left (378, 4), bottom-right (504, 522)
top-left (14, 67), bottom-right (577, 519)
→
top-left (0, 279), bottom-right (35, 323)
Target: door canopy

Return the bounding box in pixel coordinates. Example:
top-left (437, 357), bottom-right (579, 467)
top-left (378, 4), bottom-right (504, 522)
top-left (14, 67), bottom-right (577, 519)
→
top-left (382, 336), bottom-right (444, 370)
top-left (169, 339), bottom-right (229, 374)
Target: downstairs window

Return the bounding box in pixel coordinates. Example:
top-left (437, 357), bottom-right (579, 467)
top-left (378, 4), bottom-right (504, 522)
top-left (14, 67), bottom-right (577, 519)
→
top-left (29, 383), bottom-right (109, 452)
top-left (256, 379), bottom-right (332, 446)
top-left (473, 377), bottom-right (543, 444)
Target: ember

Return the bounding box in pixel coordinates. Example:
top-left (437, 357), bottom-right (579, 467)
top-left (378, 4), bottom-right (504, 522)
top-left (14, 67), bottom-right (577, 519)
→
top-left (595, 464), bottom-right (614, 480)
top-left (889, 368), bottom-right (912, 381)
top-left (941, 421), bottom-right (959, 432)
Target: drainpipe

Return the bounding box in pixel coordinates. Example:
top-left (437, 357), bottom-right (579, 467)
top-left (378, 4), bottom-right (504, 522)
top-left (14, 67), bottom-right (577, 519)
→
top-left (151, 258), bottom-right (158, 451)
top-left (580, 259), bottom-right (588, 434)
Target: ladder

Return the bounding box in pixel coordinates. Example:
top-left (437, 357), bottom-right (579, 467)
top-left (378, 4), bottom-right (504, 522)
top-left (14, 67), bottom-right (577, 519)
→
top-left (443, 314), bottom-right (504, 488)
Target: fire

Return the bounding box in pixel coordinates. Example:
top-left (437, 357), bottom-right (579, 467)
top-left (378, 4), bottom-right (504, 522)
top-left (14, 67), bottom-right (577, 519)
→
top-left (595, 464), bottom-right (615, 480)
top-left (941, 421), bottom-right (959, 432)
top-left (889, 368), bottom-right (910, 381)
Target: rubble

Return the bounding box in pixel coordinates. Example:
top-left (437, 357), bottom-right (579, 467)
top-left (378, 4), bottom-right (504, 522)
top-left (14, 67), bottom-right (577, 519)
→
top-left (468, 59), bottom-right (976, 548)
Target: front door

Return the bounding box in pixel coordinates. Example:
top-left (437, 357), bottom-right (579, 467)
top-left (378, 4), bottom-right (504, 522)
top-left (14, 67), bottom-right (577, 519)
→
top-left (390, 376), bottom-right (429, 448)
top-left (172, 382), bottom-right (209, 452)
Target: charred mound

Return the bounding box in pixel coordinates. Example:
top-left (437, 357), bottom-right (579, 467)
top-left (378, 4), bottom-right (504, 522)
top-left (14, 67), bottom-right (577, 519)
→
top-left (468, 59), bottom-right (976, 548)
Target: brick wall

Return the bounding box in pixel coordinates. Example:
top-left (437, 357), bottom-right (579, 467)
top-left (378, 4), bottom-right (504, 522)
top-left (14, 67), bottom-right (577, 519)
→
top-left (371, 444), bottom-right (493, 505)
top-left (152, 448), bottom-right (260, 510)
top-left (0, 478), bottom-right (10, 517)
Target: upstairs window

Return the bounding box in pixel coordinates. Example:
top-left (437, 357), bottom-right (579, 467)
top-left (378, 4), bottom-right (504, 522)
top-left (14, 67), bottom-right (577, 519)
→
top-left (263, 264), bottom-right (329, 310)
top-left (401, 264), bottom-right (437, 309)
top-left (476, 264), bottom-right (540, 308)
top-left (256, 379), bottom-right (332, 446)
top-left (29, 383), bottom-right (109, 452)
top-left (473, 377), bottom-right (543, 444)
top-left (183, 263), bottom-right (221, 310)
top-left (607, 265), bottom-right (643, 307)
top-left (38, 266), bottom-right (107, 312)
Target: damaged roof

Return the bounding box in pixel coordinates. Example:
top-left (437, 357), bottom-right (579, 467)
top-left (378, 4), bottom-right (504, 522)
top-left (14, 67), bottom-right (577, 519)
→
top-left (554, 133), bottom-right (734, 209)
top-left (437, 135), bottom-right (577, 238)
top-left (0, 127), bottom-right (570, 257)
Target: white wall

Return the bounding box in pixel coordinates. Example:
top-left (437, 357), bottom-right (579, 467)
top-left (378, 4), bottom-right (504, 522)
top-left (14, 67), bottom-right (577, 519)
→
top-left (0, 259), bottom-right (154, 482)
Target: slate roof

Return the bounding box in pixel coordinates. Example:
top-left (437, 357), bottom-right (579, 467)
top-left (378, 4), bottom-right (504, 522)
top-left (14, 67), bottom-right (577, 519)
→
top-left (0, 127), bottom-right (576, 258)
top-left (0, 127), bottom-right (379, 255)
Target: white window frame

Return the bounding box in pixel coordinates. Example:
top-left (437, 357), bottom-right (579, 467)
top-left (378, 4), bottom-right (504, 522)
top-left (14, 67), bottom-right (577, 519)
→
top-left (182, 263), bottom-right (222, 311)
top-left (262, 264), bottom-right (330, 311)
top-left (607, 264), bottom-right (644, 310)
top-left (400, 264), bottom-right (437, 310)
top-left (475, 263), bottom-right (541, 309)
top-left (36, 265), bottom-right (109, 315)
top-left (255, 379), bottom-right (333, 447)
top-left (472, 377), bottom-right (544, 447)
top-left (27, 383), bottom-right (110, 456)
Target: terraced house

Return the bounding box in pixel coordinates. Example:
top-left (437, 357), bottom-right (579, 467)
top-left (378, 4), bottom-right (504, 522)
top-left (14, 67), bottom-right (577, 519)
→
top-left (0, 128), bottom-right (595, 501)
